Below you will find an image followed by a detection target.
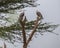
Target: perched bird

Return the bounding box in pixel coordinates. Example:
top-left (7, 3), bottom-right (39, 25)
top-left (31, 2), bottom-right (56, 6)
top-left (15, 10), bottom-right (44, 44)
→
top-left (36, 11), bottom-right (43, 20)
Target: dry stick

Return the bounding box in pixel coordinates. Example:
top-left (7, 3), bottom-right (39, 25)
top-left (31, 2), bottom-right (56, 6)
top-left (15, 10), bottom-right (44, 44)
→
top-left (26, 17), bottom-right (40, 46)
top-left (20, 20), bottom-right (27, 48)
top-left (4, 42), bottom-right (6, 48)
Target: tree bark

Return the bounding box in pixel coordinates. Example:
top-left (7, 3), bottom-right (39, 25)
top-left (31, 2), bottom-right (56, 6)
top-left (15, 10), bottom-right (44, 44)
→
top-left (19, 12), bottom-right (40, 48)
top-left (20, 21), bottom-right (27, 48)
top-left (23, 44), bottom-right (27, 48)
top-left (26, 17), bottom-right (40, 46)
top-left (4, 42), bottom-right (6, 48)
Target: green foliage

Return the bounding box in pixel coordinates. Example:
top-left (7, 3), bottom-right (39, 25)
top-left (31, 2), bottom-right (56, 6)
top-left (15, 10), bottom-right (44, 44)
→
top-left (0, 20), bottom-right (59, 43)
top-left (0, 0), bottom-right (38, 12)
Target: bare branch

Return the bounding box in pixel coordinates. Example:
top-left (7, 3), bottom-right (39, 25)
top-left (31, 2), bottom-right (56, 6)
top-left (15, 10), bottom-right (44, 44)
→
top-left (26, 17), bottom-right (40, 45)
top-left (3, 42), bottom-right (6, 48)
top-left (18, 12), bottom-right (27, 48)
top-left (26, 11), bottom-right (43, 45)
